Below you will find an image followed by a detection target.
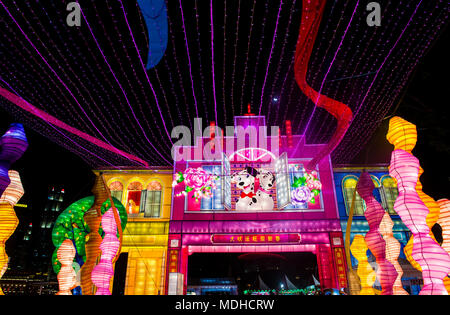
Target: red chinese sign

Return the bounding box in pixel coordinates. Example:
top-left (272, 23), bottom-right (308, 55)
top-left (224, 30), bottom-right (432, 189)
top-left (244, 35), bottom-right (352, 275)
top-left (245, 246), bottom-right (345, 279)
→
top-left (211, 234), bottom-right (301, 244)
top-left (334, 247), bottom-right (347, 288)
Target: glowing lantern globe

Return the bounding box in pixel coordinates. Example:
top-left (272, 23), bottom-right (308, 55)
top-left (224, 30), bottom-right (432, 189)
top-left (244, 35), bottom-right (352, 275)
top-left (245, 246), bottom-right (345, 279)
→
top-left (0, 123), bottom-right (28, 197)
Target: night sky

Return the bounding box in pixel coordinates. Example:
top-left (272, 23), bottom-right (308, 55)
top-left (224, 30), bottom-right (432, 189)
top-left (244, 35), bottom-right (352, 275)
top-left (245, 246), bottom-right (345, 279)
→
top-left (0, 0), bottom-right (449, 275)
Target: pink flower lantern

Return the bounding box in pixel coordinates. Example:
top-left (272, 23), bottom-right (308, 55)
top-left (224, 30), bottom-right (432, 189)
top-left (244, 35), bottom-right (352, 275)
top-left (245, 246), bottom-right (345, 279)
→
top-left (174, 168), bottom-right (218, 201)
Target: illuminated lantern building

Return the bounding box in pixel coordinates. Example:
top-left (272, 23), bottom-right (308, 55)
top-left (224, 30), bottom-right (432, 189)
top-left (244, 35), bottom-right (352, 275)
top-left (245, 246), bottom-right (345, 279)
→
top-left (97, 169), bottom-right (172, 295)
top-left (168, 115), bottom-right (347, 295)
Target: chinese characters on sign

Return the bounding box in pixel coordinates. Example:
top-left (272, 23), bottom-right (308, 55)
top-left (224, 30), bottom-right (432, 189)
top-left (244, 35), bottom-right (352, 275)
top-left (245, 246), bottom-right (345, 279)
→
top-left (211, 234), bottom-right (301, 244)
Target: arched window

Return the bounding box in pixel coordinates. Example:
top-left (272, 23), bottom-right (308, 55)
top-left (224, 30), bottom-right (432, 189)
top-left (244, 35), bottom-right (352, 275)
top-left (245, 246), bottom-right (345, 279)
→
top-left (140, 181), bottom-right (163, 218)
top-left (127, 182), bottom-right (143, 215)
top-left (109, 181), bottom-right (123, 203)
top-left (381, 176), bottom-right (398, 215)
top-left (342, 175), bottom-right (383, 216)
top-left (342, 176), bottom-right (365, 216)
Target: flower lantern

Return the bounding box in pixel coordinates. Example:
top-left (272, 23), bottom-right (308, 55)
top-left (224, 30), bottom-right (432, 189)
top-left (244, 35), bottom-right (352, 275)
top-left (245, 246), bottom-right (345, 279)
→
top-left (173, 167), bottom-right (218, 201)
top-left (291, 166), bottom-right (322, 205)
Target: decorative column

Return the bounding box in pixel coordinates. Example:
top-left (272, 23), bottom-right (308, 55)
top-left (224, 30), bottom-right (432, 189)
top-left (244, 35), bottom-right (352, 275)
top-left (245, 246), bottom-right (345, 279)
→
top-left (80, 175), bottom-right (108, 294)
top-left (387, 116), bottom-right (450, 295)
top-left (56, 239), bottom-right (77, 295)
top-left (356, 172), bottom-right (397, 295)
top-left (91, 208), bottom-right (120, 295)
top-left (0, 171), bottom-right (24, 295)
top-left (387, 117), bottom-right (443, 273)
top-left (379, 212), bottom-right (409, 295)
top-left (437, 199), bottom-right (450, 294)
top-left (350, 235), bottom-right (376, 295)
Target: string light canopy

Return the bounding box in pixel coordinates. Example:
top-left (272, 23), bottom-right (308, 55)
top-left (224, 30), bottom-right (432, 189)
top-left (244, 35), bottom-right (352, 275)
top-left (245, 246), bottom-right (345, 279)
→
top-left (0, 1), bottom-right (447, 167)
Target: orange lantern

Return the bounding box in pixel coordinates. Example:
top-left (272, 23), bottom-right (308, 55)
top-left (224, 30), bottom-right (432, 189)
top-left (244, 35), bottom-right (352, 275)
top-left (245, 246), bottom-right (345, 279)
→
top-left (80, 175), bottom-right (108, 295)
top-left (0, 170), bottom-right (24, 295)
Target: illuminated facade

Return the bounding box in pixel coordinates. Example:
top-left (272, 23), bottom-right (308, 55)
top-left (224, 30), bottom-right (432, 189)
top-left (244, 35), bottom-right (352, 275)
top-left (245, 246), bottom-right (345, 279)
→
top-left (97, 169), bottom-right (172, 295)
top-left (167, 116), bottom-right (347, 295)
top-left (333, 166), bottom-right (423, 294)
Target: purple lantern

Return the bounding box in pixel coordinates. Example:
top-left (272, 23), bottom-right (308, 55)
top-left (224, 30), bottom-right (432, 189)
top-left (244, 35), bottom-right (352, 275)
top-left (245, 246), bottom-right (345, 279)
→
top-left (0, 123), bottom-right (28, 196)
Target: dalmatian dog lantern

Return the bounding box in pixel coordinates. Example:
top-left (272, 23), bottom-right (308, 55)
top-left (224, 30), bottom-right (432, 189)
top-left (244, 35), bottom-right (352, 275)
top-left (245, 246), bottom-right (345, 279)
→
top-left (231, 167), bottom-right (275, 211)
top-left (250, 169), bottom-right (275, 211)
top-left (231, 167), bottom-right (257, 211)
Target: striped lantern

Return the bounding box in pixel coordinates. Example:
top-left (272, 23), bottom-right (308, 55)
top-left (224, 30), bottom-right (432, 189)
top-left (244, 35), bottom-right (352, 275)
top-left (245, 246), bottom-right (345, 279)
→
top-left (379, 212), bottom-right (409, 295)
top-left (91, 208), bottom-right (120, 295)
top-left (389, 149), bottom-right (450, 295)
top-left (56, 239), bottom-right (77, 295)
top-left (0, 170), bottom-right (24, 295)
top-left (350, 235), bottom-right (376, 295)
top-left (437, 199), bottom-right (450, 294)
top-left (356, 171), bottom-right (397, 295)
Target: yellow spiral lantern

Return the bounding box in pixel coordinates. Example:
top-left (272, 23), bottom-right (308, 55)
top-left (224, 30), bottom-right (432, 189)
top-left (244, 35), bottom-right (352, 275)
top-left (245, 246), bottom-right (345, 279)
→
top-left (0, 170), bottom-right (24, 295)
top-left (350, 235), bottom-right (376, 295)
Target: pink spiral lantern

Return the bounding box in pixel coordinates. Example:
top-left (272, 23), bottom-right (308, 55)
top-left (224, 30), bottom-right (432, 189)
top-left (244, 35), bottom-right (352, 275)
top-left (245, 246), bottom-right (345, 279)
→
top-left (356, 172), bottom-right (397, 295)
top-left (389, 150), bottom-right (450, 295)
top-left (91, 208), bottom-right (120, 295)
top-left (437, 199), bottom-right (450, 293)
top-left (379, 212), bottom-right (409, 295)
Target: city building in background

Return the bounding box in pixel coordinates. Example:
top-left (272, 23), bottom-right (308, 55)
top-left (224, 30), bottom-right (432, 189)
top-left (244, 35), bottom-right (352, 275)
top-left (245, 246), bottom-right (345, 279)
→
top-left (32, 187), bottom-right (65, 278)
